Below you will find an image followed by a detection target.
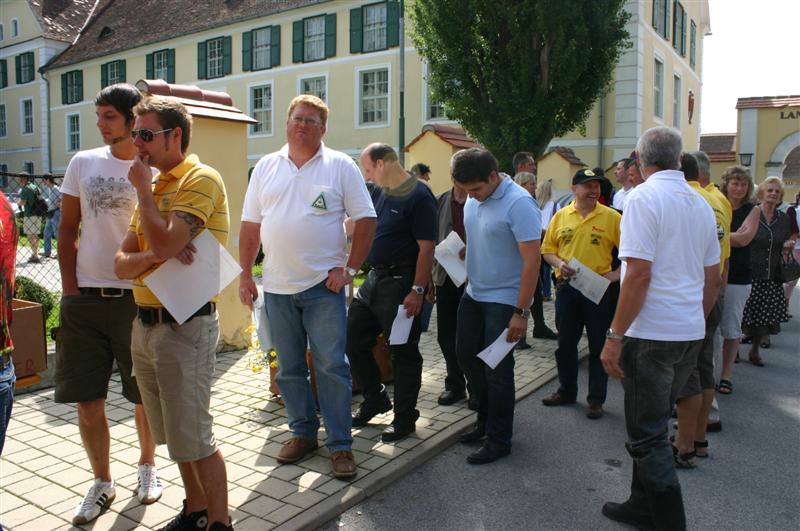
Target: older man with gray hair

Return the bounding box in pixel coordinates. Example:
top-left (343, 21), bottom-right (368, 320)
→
top-left (600, 127), bottom-right (721, 531)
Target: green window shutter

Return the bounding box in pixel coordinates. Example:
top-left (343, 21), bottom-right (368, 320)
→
top-left (60, 73), bottom-right (67, 104)
top-left (146, 53), bottom-right (154, 78)
top-left (15, 55), bottom-right (21, 84)
top-left (0, 60), bottom-right (7, 89)
top-left (325, 13), bottom-right (336, 58)
top-left (681, 10), bottom-right (687, 55)
top-left (665, 0), bottom-right (671, 40)
top-left (242, 31), bottom-right (252, 71)
top-left (349, 7), bottom-right (362, 54)
top-left (76, 71), bottom-right (83, 102)
top-left (119, 60), bottom-right (126, 83)
top-left (292, 20), bottom-right (304, 63)
top-left (223, 36), bottom-right (232, 75)
top-left (270, 25), bottom-right (281, 67)
top-left (197, 41), bottom-right (207, 79)
top-left (100, 63), bottom-right (108, 88)
top-left (387, 1), bottom-right (400, 48)
top-left (167, 49), bottom-right (176, 83)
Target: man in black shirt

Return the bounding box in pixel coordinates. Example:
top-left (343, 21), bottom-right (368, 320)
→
top-left (348, 144), bottom-right (437, 443)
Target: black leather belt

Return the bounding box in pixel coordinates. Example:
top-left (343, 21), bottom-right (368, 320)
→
top-left (371, 259), bottom-right (416, 272)
top-left (79, 287), bottom-right (132, 298)
top-left (0, 354), bottom-right (12, 370)
top-left (137, 302), bottom-right (216, 325)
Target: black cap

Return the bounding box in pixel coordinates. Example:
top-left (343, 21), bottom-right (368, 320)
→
top-left (572, 168), bottom-right (603, 185)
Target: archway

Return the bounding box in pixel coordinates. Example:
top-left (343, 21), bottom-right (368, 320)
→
top-left (768, 130), bottom-right (800, 178)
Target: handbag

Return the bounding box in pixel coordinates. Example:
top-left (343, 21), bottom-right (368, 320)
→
top-left (780, 248), bottom-right (800, 283)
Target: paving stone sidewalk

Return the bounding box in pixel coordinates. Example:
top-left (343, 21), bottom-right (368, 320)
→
top-left (1, 305), bottom-right (581, 530)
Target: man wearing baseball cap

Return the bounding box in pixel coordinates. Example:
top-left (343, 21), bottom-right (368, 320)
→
top-left (540, 168), bottom-right (621, 419)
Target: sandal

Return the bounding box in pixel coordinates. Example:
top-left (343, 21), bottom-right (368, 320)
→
top-left (672, 444), bottom-right (697, 468)
top-left (741, 336), bottom-right (753, 344)
top-left (694, 440), bottom-right (709, 458)
top-left (717, 379), bottom-right (733, 395)
top-left (749, 356), bottom-right (765, 367)
top-left (760, 340), bottom-right (770, 349)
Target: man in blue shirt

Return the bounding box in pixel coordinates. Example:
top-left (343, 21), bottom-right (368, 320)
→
top-left (348, 144), bottom-right (437, 443)
top-left (454, 148), bottom-right (542, 464)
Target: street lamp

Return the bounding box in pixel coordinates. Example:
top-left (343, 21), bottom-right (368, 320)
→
top-left (739, 153), bottom-right (753, 167)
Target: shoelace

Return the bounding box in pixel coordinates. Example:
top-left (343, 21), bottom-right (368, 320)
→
top-left (139, 467), bottom-right (160, 490)
top-left (79, 482), bottom-right (108, 512)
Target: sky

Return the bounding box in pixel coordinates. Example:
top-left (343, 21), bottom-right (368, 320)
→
top-left (700, 0), bottom-right (800, 134)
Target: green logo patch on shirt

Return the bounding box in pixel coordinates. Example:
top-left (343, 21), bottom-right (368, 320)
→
top-left (311, 192), bottom-right (327, 210)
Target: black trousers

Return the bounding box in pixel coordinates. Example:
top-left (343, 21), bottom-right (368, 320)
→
top-left (347, 268), bottom-right (422, 427)
top-left (435, 277), bottom-right (467, 394)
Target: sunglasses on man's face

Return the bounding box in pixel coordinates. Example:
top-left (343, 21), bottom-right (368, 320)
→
top-left (131, 128), bottom-right (173, 142)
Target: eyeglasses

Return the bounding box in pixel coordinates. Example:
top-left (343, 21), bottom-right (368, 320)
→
top-left (131, 128), bottom-right (173, 142)
top-left (290, 116), bottom-right (322, 127)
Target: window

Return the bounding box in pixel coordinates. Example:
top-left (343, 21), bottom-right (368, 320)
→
top-left (146, 49), bottom-right (175, 83)
top-left (653, 59), bottom-right (664, 119)
top-left (197, 37), bottom-right (231, 79)
top-left (292, 15), bottom-right (335, 63)
top-left (672, 1), bottom-right (686, 56)
top-left (61, 70), bottom-right (83, 104)
top-left (250, 84), bottom-right (273, 135)
top-left (673, 75), bottom-right (681, 127)
top-left (21, 99), bottom-right (33, 135)
top-left (15, 52), bottom-right (35, 84)
top-left (350, 2), bottom-right (399, 54)
top-left (652, 0), bottom-right (670, 40)
top-left (0, 59), bottom-right (7, 89)
top-left (424, 68), bottom-right (447, 121)
top-left (0, 164), bottom-right (7, 188)
top-left (67, 113), bottom-right (80, 153)
top-left (359, 68), bottom-right (389, 126)
top-left (24, 161), bottom-right (34, 174)
top-left (690, 20), bottom-right (697, 69)
top-left (11, 19), bottom-right (19, 38)
top-left (0, 105), bottom-right (6, 137)
top-left (101, 60), bottom-right (126, 87)
top-left (0, 24), bottom-right (4, 41)
top-left (300, 76), bottom-right (327, 101)
top-left (244, 26), bottom-right (280, 71)
top-left (253, 27), bottom-right (272, 70)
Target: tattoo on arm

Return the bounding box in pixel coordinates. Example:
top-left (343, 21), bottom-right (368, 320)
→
top-left (175, 211), bottom-right (203, 238)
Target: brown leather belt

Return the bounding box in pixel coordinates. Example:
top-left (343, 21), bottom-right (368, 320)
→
top-left (137, 302), bottom-right (215, 325)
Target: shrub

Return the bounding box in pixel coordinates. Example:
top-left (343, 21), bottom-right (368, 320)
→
top-left (14, 276), bottom-right (57, 319)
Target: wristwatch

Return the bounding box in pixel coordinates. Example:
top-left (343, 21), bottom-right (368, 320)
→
top-left (606, 329), bottom-right (624, 341)
top-left (344, 266), bottom-right (358, 277)
top-left (412, 285), bottom-right (425, 295)
top-left (513, 307), bottom-right (531, 319)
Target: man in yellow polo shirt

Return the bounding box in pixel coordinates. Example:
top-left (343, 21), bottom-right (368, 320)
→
top-left (540, 169), bottom-right (621, 419)
top-left (113, 96), bottom-right (232, 531)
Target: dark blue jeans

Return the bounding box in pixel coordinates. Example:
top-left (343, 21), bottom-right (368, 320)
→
top-left (456, 294), bottom-right (515, 448)
top-left (0, 361), bottom-right (15, 455)
top-left (554, 283), bottom-right (614, 405)
top-left (436, 277), bottom-right (467, 394)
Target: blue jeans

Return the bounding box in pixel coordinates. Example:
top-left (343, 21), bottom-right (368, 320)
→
top-left (265, 281), bottom-right (352, 452)
top-left (456, 294), bottom-right (516, 448)
top-left (43, 209), bottom-right (60, 256)
top-left (0, 361), bottom-right (16, 455)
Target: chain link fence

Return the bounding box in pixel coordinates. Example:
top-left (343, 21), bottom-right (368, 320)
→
top-left (4, 172), bottom-right (64, 340)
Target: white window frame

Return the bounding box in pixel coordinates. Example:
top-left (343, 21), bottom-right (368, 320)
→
top-left (355, 64), bottom-right (391, 129)
top-left (303, 16), bottom-right (326, 62)
top-left (297, 73), bottom-right (328, 102)
top-left (0, 104), bottom-right (6, 138)
top-left (65, 71), bottom-right (81, 104)
top-left (363, 3), bottom-right (388, 52)
top-left (11, 19), bottom-right (19, 38)
top-left (107, 60), bottom-right (121, 85)
top-left (153, 50), bottom-right (169, 80)
top-left (672, 73), bottom-right (681, 128)
top-left (66, 113), bottom-right (81, 153)
top-left (422, 62), bottom-right (451, 124)
top-left (252, 27), bottom-right (272, 71)
top-left (20, 98), bottom-right (33, 135)
top-left (248, 81), bottom-right (274, 138)
top-left (653, 57), bottom-right (664, 120)
top-left (206, 38), bottom-right (224, 79)
top-left (19, 52), bottom-right (34, 83)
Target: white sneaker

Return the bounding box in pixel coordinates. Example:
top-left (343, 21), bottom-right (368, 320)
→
top-left (72, 479), bottom-right (116, 525)
top-left (135, 463), bottom-right (163, 504)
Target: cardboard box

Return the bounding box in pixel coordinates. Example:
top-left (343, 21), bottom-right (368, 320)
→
top-left (9, 299), bottom-right (47, 378)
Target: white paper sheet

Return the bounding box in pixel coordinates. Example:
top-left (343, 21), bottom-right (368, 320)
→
top-left (567, 257), bottom-right (611, 305)
top-left (476, 328), bottom-right (518, 369)
top-left (388, 305), bottom-right (414, 345)
top-left (143, 230), bottom-right (242, 324)
top-left (434, 231), bottom-right (467, 287)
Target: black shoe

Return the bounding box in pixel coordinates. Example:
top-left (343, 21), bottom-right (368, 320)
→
top-left (586, 403), bottom-right (604, 419)
top-left (541, 392), bottom-right (576, 406)
top-left (467, 442), bottom-right (510, 464)
top-left (601, 501), bottom-right (654, 531)
top-left (208, 521), bottom-right (234, 531)
top-left (158, 501), bottom-right (208, 531)
top-left (467, 396), bottom-right (479, 411)
top-left (459, 422), bottom-right (486, 444)
top-left (706, 420), bottom-right (722, 432)
top-left (515, 341), bottom-right (532, 350)
top-left (381, 423), bottom-right (415, 443)
top-left (437, 389), bottom-right (466, 406)
top-left (352, 390), bottom-right (392, 428)
top-left (532, 326), bottom-right (558, 340)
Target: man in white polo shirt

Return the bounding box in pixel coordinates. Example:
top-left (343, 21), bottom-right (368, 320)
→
top-left (239, 95), bottom-right (377, 479)
top-left (600, 127), bottom-right (721, 531)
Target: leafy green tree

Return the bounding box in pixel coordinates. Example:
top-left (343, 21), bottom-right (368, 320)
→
top-left (411, 0), bottom-right (630, 168)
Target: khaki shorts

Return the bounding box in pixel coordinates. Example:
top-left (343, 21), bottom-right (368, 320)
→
top-left (23, 216), bottom-right (42, 236)
top-left (131, 313), bottom-right (219, 462)
top-left (679, 296), bottom-right (723, 399)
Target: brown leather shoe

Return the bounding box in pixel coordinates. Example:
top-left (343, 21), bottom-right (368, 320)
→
top-left (330, 450), bottom-right (357, 479)
top-left (276, 437), bottom-right (318, 464)
top-left (541, 392), bottom-right (576, 406)
top-left (586, 403), bottom-right (604, 419)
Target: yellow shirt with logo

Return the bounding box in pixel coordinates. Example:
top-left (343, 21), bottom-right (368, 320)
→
top-left (542, 202), bottom-right (621, 278)
top-left (688, 181), bottom-right (730, 273)
top-left (130, 154), bottom-right (229, 308)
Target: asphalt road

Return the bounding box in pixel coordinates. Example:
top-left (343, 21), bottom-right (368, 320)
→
top-left (319, 313), bottom-right (800, 531)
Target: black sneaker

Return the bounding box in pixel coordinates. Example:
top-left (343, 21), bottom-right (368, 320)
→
top-left (208, 520), bottom-right (234, 531)
top-left (352, 388), bottom-right (392, 427)
top-left (158, 501), bottom-right (208, 531)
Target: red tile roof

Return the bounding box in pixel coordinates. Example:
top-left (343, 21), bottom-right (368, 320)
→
top-left (404, 124), bottom-right (482, 152)
top-left (28, 0), bottom-right (97, 43)
top-left (736, 95), bottom-right (800, 109)
top-left (699, 133), bottom-right (736, 162)
top-left (542, 146), bottom-right (585, 166)
top-left (136, 79), bottom-right (256, 125)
